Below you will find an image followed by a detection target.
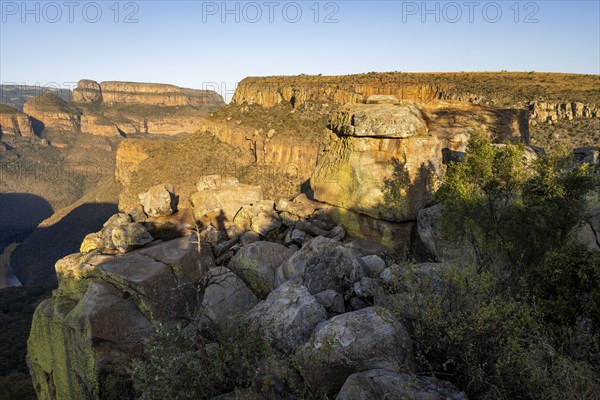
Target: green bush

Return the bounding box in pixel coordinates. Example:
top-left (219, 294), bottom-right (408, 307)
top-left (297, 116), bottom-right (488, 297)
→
top-left (529, 241), bottom-right (600, 330)
top-left (130, 321), bottom-right (272, 399)
top-left (386, 263), bottom-right (600, 399)
top-left (437, 132), bottom-right (598, 275)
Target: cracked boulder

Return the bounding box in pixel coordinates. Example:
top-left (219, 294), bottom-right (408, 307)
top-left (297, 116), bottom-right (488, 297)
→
top-left (227, 241), bottom-right (295, 298)
top-left (248, 282), bottom-right (327, 354)
top-left (139, 183), bottom-right (178, 217)
top-left (295, 306), bottom-right (415, 395)
top-left (275, 236), bottom-right (366, 296)
top-left (27, 234), bottom-right (216, 400)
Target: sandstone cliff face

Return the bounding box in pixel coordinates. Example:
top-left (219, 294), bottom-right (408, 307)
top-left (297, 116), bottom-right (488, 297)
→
top-left (311, 100), bottom-right (528, 223)
top-left (529, 101), bottom-right (599, 124)
top-left (74, 79), bottom-right (224, 107)
top-left (25, 80), bottom-right (225, 137)
top-left (115, 139), bottom-right (162, 185)
top-left (198, 119), bottom-right (319, 180)
top-left (232, 73), bottom-right (598, 125)
top-left (23, 93), bottom-right (81, 133)
top-left (0, 105), bottom-right (34, 137)
top-left (233, 76), bottom-right (447, 108)
top-left (80, 114), bottom-right (120, 136)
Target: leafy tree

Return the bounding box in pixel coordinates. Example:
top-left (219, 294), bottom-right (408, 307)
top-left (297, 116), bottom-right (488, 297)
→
top-left (437, 132), bottom-right (598, 276)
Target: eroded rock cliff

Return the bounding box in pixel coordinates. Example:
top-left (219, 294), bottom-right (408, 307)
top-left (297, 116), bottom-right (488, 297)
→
top-left (23, 80), bottom-right (225, 136)
top-left (0, 104), bottom-right (35, 137)
top-left (311, 99), bottom-right (529, 223)
top-left (75, 80), bottom-right (223, 107)
top-left (23, 93), bottom-right (81, 133)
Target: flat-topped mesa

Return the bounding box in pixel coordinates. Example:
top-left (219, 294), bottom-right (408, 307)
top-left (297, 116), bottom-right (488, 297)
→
top-left (231, 73), bottom-right (600, 123)
top-left (232, 75), bottom-right (448, 108)
top-left (73, 79), bottom-right (225, 107)
top-left (0, 104), bottom-right (35, 137)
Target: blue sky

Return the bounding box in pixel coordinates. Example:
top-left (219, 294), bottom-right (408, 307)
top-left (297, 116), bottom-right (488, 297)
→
top-left (1, 1), bottom-right (598, 101)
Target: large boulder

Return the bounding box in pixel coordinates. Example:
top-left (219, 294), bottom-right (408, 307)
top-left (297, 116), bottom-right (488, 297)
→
top-left (228, 241), bottom-right (295, 298)
top-left (275, 196), bottom-right (316, 219)
top-left (138, 184), bottom-right (178, 217)
top-left (111, 222), bottom-right (154, 253)
top-left (329, 102), bottom-right (428, 138)
top-left (311, 102), bottom-right (443, 222)
top-left (28, 281), bottom-right (153, 400)
top-left (189, 176), bottom-right (263, 223)
top-left (137, 235), bottom-right (215, 282)
top-left (200, 267), bottom-right (258, 325)
top-left (248, 282), bottom-right (327, 354)
top-left (233, 201), bottom-right (281, 237)
top-left (94, 213), bottom-right (154, 253)
top-left (275, 236), bottom-right (366, 295)
top-left (27, 235), bottom-right (216, 400)
top-left (337, 369), bottom-right (468, 400)
top-left (296, 306), bottom-right (414, 395)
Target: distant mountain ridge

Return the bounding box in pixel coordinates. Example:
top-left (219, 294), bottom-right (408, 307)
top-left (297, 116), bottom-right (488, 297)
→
top-left (0, 84), bottom-right (72, 111)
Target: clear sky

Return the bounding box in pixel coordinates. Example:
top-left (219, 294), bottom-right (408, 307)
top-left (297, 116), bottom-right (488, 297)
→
top-left (1, 0), bottom-right (598, 101)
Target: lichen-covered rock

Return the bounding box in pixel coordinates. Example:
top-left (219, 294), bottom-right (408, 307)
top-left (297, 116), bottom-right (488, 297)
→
top-left (336, 369), bottom-right (468, 400)
top-left (28, 281), bottom-right (153, 400)
top-left (110, 223), bottom-right (153, 253)
top-left (296, 306), bottom-right (415, 395)
top-left (80, 232), bottom-right (103, 253)
top-left (27, 235), bottom-right (216, 400)
top-left (275, 197), bottom-right (315, 219)
top-left (310, 128), bottom-right (444, 222)
top-left (190, 179), bottom-right (263, 222)
top-left (228, 241), bottom-right (295, 298)
top-left (275, 236), bottom-right (366, 295)
top-left (233, 201), bottom-right (281, 237)
top-left (313, 289), bottom-right (345, 314)
top-left (139, 184), bottom-right (178, 217)
top-left (361, 255), bottom-right (386, 278)
top-left (329, 102), bottom-right (428, 138)
top-left (248, 282), bottom-right (327, 354)
top-left (100, 213), bottom-right (132, 244)
top-left (138, 235), bottom-right (215, 282)
top-left (200, 267), bottom-right (258, 325)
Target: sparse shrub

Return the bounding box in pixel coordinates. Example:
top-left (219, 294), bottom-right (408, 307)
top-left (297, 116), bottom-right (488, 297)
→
top-left (386, 263), bottom-right (600, 399)
top-left (130, 321), bottom-right (272, 399)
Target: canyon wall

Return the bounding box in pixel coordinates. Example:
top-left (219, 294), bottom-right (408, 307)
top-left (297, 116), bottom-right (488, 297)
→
top-left (233, 76), bottom-right (448, 108)
top-left (0, 105), bottom-right (34, 137)
top-left (74, 80), bottom-right (224, 107)
top-left (232, 73), bottom-right (598, 125)
top-left (22, 80), bottom-right (225, 137)
top-left (529, 101), bottom-right (599, 124)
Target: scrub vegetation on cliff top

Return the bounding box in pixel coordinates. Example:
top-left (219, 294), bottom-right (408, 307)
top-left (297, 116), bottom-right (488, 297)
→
top-left (240, 72), bottom-right (600, 106)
